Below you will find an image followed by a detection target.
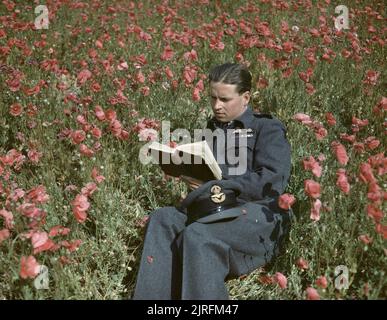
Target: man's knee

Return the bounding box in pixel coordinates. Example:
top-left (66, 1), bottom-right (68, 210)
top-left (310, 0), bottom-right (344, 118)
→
top-left (180, 222), bottom-right (218, 250)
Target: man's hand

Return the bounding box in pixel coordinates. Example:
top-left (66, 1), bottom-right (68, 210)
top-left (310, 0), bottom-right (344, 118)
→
top-left (180, 175), bottom-right (204, 191)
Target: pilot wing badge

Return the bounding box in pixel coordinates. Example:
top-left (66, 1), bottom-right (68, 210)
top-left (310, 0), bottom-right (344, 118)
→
top-left (210, 185), bottom-right (226, 203)
top-left (232, 128), bottom-right (254, 138)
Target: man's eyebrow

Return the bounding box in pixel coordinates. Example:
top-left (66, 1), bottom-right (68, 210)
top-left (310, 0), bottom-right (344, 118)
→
top-left (211, 95), bottom-right (231, 99)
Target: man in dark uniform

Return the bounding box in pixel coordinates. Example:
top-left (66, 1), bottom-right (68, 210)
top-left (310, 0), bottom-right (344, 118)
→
top-left (132, 63), bottom-right (292, 300)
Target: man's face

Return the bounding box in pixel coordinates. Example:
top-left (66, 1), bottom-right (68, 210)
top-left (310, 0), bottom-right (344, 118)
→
top-left (210, 82), bottom-right (250, 123)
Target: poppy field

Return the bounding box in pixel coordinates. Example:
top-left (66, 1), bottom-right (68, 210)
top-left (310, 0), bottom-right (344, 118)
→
top-left (0, 0), bottom-right (385, 299)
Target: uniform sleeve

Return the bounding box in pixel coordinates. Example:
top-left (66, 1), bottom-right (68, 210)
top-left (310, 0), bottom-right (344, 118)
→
top-left (222, 119), bottom-right (292, 202)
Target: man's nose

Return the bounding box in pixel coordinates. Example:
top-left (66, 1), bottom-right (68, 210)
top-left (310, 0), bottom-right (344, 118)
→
top-left (214, 99), bottom-right (223, 110)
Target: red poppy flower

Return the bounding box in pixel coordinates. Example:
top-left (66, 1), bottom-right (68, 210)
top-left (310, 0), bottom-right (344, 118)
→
top-left (95, 39), bottom-right (103, 49)
top-left (91, 127), bottom-right (102, 139)
top-left (164, 66), bottom-right (174, 79)
top-left (33, 237), bottom-right (56, 254)
top-left (282, 68), bottom-right (293, 78)
top-left (341, 49), bottom-right (351, 58)
top-left (17, 203), bottom-right (44, 219)
top-left (353, 142), bottom-right (365, 154)
top-left (298, 68), bottom-right (313, 83)
top-left (278, 193), bottom-right (296, 210)
top-left (183, 49), bottom-right (198, 61)
top-left (109, 119), bottom-right (122, 137)
top-left (273, 272), bottom-right (287, 289)
top-left (71, 194), bottom-right (90, 223)
top-left (375, 224), bottom-right (387, 239)
top-left (282, 41), bottom-right (295, 53)
top-left (331, 141), bottom-right (349, 166)
top-left (366, 204), bottom-right (383, 223)
top-left (336, 169), bottom-right (350, 194)
top-left (183, 65), bottom-right (197, 85)
top-left (258, 274), bottom-right (273, 285)
top-left (359, 163), bottom-right (376, 184)
top-left (310, 199), bottom-right (322, 222)
top-left (105, 109), bottom-right (117, 122)
top-left (77, 69), bottom-right (92, 86)
top-left (192, 87), bottom-right (201, 101)
top-left (79, 144), bottom-right (95, 157)
top-left (26, 104), bottom-right (38, 117)
top-left (49, 225), bottom-right (71, 237)
top-left (94, 105), bottom-right (106, 121)
top-left (340, 133), bottom-right (356, 144)
top-left (91, 167), bottom-right (105, 184)
top-left (20, 255), bottom-right (40, 279)
top-left (23, 84), bottom-right (41, 96)
top-left (71, 130), bottom-right (86, 145)
top-left (304, 47), bottom-right (317, 65)
top-left (316, 276), bottom-right (328, 289)
top-left (0, 228), bottom-right (10, 243)
top-left (161, 45), bottom-right (174, 61)
top-left (314, 126), bottom-right (327, 140)
top-left (140, 86), bottom-right (150, 96)
top-left (0, 209), bottom-right (14, 229)
top-left (7, 77), bottom-right (21, 92)
top-left (26, 185), bottom-right (49, 204)
top-left (372, 97), bottom-right (386, 115)
top-left (303, 156), bottom-right (322, 178)
top-left (257, 77), bottom-right (269, 89)
top-left (367, 182), bottom-right (382, 203)
top-left (325, 113), bottom-right (336, 126)
top-left (256, 22), bottom-right (272, 37)
top-left (135, 70), bottom-right (145, 84)
top-left (117, 61), bottom-right (128, 71)
top-left (296, 257), bottom-right (309, 270)
top-left (60, 239), bottom-right (82, 252)
top-left (81, 182), bottom-right (97, 197)
top-left (306, 287), bottom-right (320, 300)
top-left (364, 136), bottom-right (380, 150)
top-left (352, 116), bottom-right (369, 129)
top-left (358, 235), bottom-right (373, 244)
top-left (363, 70), bottom-right (380, 86)
top-left (9, 103), bottom-right (23, 116)
top-left (304, 180), bottom-right (321, 199)
top-left (293, 113), bottom-right (312, 125)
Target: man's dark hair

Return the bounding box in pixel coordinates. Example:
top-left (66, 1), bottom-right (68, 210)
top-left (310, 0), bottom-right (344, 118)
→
top-left (208, 63), bottom-right (252, 94)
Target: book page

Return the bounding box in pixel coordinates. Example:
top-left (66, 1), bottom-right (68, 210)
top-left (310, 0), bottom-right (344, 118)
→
top-left (175, 140), bottom-right (206, 156)
top-left (148, 141), bottom-right (175, 154)
top-left (176, 141), bottom-right (222, 180)
top-left (148, 140), bottom-right (222, 180)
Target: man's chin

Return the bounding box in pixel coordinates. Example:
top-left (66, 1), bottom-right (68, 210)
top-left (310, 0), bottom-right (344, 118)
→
top-left (215, 114), bottom-right (229, 122)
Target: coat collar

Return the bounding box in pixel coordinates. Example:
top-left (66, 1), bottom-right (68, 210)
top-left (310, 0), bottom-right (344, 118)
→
top-left (208, 106), bottom-right (255, 129)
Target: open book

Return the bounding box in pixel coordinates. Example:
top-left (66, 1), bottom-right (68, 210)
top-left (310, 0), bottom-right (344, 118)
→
top-left (147, 140), bottom-right (222, 181)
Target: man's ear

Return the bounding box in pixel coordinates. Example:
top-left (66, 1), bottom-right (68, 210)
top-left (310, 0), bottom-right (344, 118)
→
top-left (242, 91), bottom-right (251, 105)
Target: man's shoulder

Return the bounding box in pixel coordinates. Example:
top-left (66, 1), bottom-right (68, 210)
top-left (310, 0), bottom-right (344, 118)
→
top-left (252, 112), bottom-right (284, 126)
top-left (251, 113), bottom-right (288, 133)
top-left (252, 112), bottom-right (273, 119)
